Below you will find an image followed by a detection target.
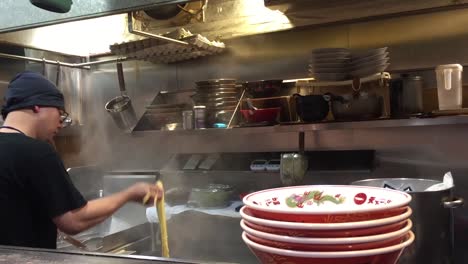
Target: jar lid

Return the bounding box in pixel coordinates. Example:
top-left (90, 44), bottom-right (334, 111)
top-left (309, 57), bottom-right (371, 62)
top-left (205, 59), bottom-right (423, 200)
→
top-left (436, 64), bottom-right (463, 71)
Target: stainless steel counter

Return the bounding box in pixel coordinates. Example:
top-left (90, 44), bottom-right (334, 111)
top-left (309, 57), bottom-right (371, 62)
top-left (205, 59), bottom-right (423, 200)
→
top-left (0, 246), bottom-right (204, 264)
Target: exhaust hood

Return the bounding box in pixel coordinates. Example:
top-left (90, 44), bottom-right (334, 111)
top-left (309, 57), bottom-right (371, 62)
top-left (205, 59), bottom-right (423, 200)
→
top-left (0, 0), bottom-right (192, 33)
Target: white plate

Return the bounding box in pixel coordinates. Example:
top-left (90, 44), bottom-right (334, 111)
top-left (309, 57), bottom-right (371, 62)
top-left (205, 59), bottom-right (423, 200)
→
top-left (309, 61), bottom-right (349, 68)
top-left (242, 231), bottom-right (415, 258)
top-left (240, 219), bottom-right (412, 244)
top-left (350, 63), bottom-right (390, 78)
top-left (352, 47), bottom-right (388, 60)
top-left (310, 57), bottom-right (351, 64)
top-left (351, 57), bottom-right (390, 70)
top-left (240, 206), bottom-right (412, 230)
top-left (351, 52), bottom-right (389, 66)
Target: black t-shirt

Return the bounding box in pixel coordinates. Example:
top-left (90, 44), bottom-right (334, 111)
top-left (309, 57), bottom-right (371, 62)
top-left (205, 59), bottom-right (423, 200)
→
top-left (0, 133), bottom-right (87, 249)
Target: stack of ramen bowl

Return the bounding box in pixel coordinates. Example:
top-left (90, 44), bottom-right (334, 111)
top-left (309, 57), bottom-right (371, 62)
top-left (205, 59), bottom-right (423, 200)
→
top-left (240, 185), bottom-right (415, 264)
top-left (192, 79), bottom-right (242, 127)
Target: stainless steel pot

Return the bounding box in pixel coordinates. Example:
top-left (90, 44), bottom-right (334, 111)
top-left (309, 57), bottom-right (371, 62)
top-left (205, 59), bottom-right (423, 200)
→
top-left (187, 184), bottom-right (234, 208)
top-left (329, 92), bottom-right (383, 120)
top-left (351, 178), bottom-right (464, 264)
top-left (105, 62), bottom-right (137, 131)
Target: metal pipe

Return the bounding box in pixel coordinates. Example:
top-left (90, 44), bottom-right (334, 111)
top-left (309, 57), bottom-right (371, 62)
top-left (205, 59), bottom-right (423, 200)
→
top-left (127, 12), bottom-right (189, 46)
top-left (74, 57), bottom-right (131, 67)
top-left (0, 12), bottom-right (189, 69)
top-left (0, 52), bottom-right (130, 69)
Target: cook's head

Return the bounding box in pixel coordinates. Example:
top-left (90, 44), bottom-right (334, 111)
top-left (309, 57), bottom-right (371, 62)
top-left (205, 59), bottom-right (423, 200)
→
top-left (1, 71), bottom-right (70, 140)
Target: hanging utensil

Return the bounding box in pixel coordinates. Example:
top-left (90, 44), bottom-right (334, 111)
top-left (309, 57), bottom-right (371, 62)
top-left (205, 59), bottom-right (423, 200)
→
top-left (280, 131), bottom-right (308, 186)
top-left (41, 58), bottom-right (46, 76)
top-left (227, 88), bottom-right (246, 128)
top-left (54, 63), bottom-right (72, 128)
top-left (105, 62), bottom-right (138, 131)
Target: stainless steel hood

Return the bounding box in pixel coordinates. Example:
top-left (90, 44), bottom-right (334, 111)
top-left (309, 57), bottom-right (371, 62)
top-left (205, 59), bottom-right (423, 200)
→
top-left (0, 0), bottom-right (191, 33)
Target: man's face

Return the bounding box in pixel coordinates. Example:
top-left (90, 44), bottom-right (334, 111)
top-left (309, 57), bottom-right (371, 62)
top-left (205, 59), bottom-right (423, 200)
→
top-left (37, 107), bottom-right (68, 141)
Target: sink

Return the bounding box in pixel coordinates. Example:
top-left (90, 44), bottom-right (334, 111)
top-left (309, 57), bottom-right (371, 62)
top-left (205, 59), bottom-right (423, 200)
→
top-left (57, 223), bottom-right (156, 254)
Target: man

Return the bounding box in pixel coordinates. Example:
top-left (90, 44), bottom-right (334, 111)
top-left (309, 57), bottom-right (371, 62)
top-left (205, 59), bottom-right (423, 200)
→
top-left (0, 71), bottom-right (162, 249)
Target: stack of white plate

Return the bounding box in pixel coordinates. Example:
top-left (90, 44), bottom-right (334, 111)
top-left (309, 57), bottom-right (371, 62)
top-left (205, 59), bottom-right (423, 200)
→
top-left (350, 47), bottom-right (389, 78)
top-left (308, 47), bottom-right (390, 81)
top-left (308, 48), bottom-right (351, 81)
top-left (193, 79), bottom-right (242, 126)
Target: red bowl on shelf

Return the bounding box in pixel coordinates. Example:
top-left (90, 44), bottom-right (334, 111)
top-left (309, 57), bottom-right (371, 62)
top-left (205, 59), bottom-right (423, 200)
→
top-left (242, 185), bottom-right (412, 223)
top-left (240, 107), bottom-right (281, 123)
top-left (242, 218), bottom-right (408, 238)
top-left (242, 231), bottom-right (415, 264)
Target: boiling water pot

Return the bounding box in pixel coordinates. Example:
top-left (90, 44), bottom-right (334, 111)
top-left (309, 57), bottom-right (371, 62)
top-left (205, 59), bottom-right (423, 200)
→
top-left (351, 178), bottom-right (464, 264)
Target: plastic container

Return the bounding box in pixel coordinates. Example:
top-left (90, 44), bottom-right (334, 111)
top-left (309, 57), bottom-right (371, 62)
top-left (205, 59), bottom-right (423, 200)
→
top-left (436, 64), bottom-right (463, 110)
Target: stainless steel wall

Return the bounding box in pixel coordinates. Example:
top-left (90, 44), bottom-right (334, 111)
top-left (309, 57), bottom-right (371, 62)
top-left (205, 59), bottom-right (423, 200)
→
top-left (67, 8), bottom-right (468, 263)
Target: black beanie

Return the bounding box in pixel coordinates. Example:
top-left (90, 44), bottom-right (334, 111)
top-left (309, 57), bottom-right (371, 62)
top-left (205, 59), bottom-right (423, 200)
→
top-left (1, 71), bottom-right (65, 119)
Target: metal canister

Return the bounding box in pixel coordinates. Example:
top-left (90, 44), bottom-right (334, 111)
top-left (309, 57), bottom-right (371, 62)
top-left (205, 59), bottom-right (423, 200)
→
top-left (401, 75), bottom-right (424, 113)
top-left (193, 106), bottom-right (206, 129)
top-left (182, 110), bottom-right (194, 130)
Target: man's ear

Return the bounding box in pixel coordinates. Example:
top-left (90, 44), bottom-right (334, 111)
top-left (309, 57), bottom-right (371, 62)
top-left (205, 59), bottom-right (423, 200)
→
top-left (32, 106), bottom-right (40, 113)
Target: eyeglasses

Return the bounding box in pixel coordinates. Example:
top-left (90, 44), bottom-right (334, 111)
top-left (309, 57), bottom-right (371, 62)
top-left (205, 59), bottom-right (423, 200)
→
top-left (59, 110), bottom-right (72, 128)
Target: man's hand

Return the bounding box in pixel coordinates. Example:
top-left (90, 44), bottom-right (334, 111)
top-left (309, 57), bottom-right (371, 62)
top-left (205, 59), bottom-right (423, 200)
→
top-left (126, 182), bottom-right (164, 205)
top-left (54, 182), bottom-right (164, 235)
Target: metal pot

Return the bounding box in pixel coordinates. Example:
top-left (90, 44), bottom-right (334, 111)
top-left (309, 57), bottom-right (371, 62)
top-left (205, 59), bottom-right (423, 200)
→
top-left (351, 178), bottom-right (464, 264)
top-left (329, 92), bottom-right (383, 121)
top-left (187, 184), bottom-right (234, 208)
top-left (105, 62), bottom-right (138, 131)
top-left (293, 93), bottom-right (330, 122)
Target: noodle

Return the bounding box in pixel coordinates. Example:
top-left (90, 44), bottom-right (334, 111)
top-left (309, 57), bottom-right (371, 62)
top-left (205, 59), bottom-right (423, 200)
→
top-left (143, 180), bottom-right (170, 258)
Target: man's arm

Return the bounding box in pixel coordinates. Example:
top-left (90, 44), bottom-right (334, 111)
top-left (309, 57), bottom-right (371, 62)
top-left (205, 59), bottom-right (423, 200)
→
top-left (53, 182), bottom-right (162, 235)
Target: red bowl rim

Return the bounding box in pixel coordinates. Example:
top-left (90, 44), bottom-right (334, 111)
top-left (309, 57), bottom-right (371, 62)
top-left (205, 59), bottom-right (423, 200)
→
top-left (240, 206), bottom-right (412, 230)
top-left (243, 185), bottom-right (412, 215)
top-left (242, 230), bottom-right (415, 258)
top-left (240, 219), bottom-right (412, 244)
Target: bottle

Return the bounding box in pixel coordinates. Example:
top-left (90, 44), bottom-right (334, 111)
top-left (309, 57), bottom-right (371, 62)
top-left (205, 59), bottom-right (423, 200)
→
top-left (182, 110), bottom-right (194, 130)
top-left (193, 106), bottom-right (206, 129)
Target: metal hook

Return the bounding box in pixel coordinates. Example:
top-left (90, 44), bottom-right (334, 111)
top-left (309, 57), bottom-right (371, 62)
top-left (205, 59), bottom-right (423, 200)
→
top-left (41, 58), bottom-right (47, 76)
top-left (55, 61), bottom-right (61, 87)
top-left (351, 77), bottom-right (362, 93)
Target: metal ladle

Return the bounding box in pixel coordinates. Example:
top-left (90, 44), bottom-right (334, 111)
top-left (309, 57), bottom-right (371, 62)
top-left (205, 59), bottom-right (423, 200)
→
top-left (105, 62), bottom-right (138, 131)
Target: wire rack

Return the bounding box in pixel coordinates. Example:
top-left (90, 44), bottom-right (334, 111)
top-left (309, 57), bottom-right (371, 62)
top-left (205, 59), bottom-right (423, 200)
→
top-left (110, 34), bottom-right (225, 64)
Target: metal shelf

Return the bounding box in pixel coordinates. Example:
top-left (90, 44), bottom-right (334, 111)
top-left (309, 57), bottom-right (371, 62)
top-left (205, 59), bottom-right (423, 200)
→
top-left (131, 115), bottom-right (468, 136)
top-left (287, 72), bottom-right (391, 87)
